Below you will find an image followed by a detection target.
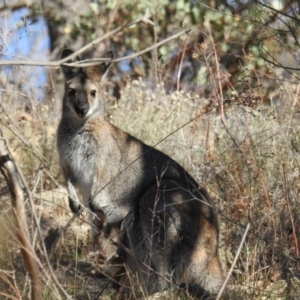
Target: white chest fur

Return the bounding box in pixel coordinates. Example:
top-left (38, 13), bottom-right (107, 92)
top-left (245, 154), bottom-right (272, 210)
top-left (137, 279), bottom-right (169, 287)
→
top-left (59, 128), bottom-right (95, 204)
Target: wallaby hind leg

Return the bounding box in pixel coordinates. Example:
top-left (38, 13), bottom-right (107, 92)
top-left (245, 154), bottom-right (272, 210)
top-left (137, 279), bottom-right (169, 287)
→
top-left (115, 179), bottom-right (221, 296)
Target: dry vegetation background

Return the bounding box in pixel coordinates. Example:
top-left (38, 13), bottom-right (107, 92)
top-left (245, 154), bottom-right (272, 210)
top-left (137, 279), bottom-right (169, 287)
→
top-left (0, 0), bottom-right (300, 299)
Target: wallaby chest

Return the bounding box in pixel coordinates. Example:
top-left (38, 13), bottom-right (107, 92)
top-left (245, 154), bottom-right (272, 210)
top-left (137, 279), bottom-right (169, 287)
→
top-left (58, 122), bottom-right (97, 190)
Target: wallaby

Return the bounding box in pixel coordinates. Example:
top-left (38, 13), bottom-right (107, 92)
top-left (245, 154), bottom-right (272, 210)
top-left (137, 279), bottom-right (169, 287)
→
top-left (57, 49), bottom-right (223, 297)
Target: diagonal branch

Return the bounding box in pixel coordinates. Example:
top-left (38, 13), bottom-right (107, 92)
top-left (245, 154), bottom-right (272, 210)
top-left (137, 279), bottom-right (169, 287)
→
top-left (0, 20), bottom-right (189, 68)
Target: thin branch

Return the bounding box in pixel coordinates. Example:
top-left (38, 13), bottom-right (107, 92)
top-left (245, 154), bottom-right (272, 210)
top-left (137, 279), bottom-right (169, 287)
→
top-left (0, 26), bottom-right (189, 68)
top-left (0, 130), bottom-right (42, 300)
top-left (258, 1), bottom-right (300, 22)
top-left (216, 223), bottom-right (251, 300)
top-left (62, 28), bottom-right (189, 67)
top-left (258, 44), bottom-right (300, 72)
top-left (15, 160), bottom-right (72, 299)
top-left (59, 16), bottom-right (155, 63)
top-left (0, 16), bottom-right (152, 66)
top-left (0, 0), bottom-right (33, 13)
top-left (0, 103), bottom-right (48, 163)
top-left (0, 131), bottom-right (71, 299)
top-left (112, 29), bottom-right (190, 63)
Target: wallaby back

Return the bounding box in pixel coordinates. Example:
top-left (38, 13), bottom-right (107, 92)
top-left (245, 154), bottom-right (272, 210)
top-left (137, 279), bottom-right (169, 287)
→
top-left (57, 49), bottom-right (223, 297)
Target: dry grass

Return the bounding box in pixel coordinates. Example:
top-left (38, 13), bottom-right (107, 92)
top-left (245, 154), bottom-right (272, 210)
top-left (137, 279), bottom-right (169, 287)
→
top-left (0, 75), bottom-right (300, 299)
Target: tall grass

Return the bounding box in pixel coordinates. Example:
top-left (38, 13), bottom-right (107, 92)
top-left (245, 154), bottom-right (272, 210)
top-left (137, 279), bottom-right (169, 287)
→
top-left (0, 75), bottom-right (300, 298)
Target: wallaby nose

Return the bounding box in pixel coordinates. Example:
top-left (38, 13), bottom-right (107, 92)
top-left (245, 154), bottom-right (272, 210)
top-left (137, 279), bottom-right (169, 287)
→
top-left (75, 104), bottom-right (89, 118)
top-left (74, 92), bottom-right (90, 118)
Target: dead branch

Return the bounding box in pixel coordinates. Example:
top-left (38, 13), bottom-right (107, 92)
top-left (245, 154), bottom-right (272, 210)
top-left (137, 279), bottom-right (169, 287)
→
top-left (0, 130), bottom-right (42, 300)
top-left (0, 18), bottom-right (189, 68)
top-left (0, 129), bottom-right (72, 299)
top-left (0, 0), bottom-right (34, 13)
top-left (216, 223), bottom-right (251, 300)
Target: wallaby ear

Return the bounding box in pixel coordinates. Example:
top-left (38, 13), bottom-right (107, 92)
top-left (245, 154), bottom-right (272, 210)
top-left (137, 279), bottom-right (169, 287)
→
top-left (60, 49), bottom-right (81, 80)
top-left (100, 51), bottom-right (114, 74)
top-left (86, 51), bottom-right (114, 80)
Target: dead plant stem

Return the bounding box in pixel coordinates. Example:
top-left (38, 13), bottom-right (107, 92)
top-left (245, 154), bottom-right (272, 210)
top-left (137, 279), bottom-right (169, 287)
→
top-left (216, 223), bottom-right (251, 300)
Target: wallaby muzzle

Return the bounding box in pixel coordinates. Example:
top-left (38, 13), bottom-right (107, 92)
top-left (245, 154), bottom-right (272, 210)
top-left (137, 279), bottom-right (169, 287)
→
top-left (74, 103), bottom-right (89, 118)
top-left (74, 97), bottom-right (89, 118)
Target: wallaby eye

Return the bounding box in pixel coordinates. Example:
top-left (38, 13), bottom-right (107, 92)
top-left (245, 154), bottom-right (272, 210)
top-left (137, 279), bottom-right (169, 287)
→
top-left (90, 90), bottom-right (96, 97)
top-left (68, 89), bottom-right (76, 97)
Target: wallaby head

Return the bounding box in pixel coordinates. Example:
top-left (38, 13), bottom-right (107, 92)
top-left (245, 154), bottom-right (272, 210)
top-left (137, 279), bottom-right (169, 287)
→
top-left (60, 49), bottom-right (113, 119)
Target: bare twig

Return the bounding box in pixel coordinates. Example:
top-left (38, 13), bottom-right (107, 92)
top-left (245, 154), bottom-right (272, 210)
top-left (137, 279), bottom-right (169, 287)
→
top-left (208, 25), bottom-right (225, 120)
top-left (0, 103), bottom-right (47, 163)
top-left (58, 15), bottom-right (155, 65)
top-left (216, 223), bottom-right (251, 300)
top-left (0, 130), bottom-right (73, 299)
top-left (0, 130), bottom-right (42, 300)
top-left (62, 28), bottom-right (189, 68)
top-left (176, 36), bottom-right (190, 92)
top-left (0, 16), bottom-right (188, 68)
top-left (281, 151), bottom-right (299, 255)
